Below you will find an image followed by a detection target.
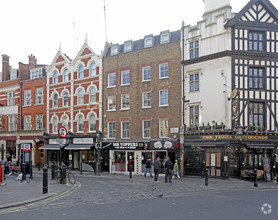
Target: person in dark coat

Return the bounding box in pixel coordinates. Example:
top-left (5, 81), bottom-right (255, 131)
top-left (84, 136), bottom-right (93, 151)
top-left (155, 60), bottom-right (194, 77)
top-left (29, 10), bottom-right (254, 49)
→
top-left (165, 156), bottom-right (173, 183)
top-left (144, 158), bottom-right (152, 177)
top-left (153, 157), bottom-right (161, 182)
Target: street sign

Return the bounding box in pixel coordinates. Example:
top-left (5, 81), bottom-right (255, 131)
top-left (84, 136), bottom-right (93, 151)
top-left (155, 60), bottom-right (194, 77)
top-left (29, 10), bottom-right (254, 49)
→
top-left (58, 126), bottom-right (67, 138)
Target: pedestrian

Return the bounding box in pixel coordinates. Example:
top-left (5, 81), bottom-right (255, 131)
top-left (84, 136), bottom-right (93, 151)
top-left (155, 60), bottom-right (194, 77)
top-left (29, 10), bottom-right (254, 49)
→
top-left (144, 158), bottom-right (152, 177)
top-left (165, 156), bottom-right (173, 183)
top-left (173, 160), bottom-right (180, 179)
top-left (6, 154), bottom-right (12, 162)
top-left (154, 157), bottom-right (161, 182)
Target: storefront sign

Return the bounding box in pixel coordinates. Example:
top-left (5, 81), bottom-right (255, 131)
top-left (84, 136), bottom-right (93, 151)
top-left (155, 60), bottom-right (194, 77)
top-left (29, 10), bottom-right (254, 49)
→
top-left (49, 139), bottom-right (66, 145)
top-left (113, 142), bottom-right (145, 150)
top-left (21, 144), bottom-right (31, 151)
top-left (73, 138), bottom-right (94, 144)
top-left (202, 135), bottom-right (268, 141)
top-left (152, 141), bottom-right (173, 149)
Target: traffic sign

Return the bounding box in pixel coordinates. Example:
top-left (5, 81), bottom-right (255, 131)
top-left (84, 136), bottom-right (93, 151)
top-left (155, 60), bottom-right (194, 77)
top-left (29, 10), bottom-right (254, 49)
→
top-left (58, 126), bottom-right (67, 138)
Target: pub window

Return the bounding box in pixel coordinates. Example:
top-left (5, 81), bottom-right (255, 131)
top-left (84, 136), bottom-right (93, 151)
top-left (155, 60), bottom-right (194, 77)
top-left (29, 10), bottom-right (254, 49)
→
top-left (248, 68), bottom-right (264, 89)
top-left (249, 102), bottom-right (264, 127)
top-left (189, 105), bottom-right (199, 126)
top-left (248, 31), bottom-right (264, 51)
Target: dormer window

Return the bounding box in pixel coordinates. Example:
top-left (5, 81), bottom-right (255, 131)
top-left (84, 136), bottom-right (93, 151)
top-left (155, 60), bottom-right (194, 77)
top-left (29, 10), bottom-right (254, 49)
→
top-left (10, 70), bottom-right (18, 80)
top-left (124, 42), bottom-right (132, 52)
top-left (161, 33), bottom-right (169, 44)
top-left (30, 68), bottom-right (43, 80)
top-left (111, 46), bottom-right (118, 55)
top-left (144, 37), bottom-right (153, 48)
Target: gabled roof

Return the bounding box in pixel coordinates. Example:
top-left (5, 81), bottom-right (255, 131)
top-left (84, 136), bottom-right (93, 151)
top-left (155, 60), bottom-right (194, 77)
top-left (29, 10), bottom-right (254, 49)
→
top-left (48, 50), bottom-right (71, 69)
top-left (72, 42), bottom-right (98, 64)
top-left (225, 0), bottom-right (278, 27)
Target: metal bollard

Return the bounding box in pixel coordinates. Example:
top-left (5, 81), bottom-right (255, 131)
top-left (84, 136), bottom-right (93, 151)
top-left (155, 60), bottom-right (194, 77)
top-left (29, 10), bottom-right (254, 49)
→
top-left (254, 168), bottom-right (258, 187)
top-left (38, 162), bottom-right (41, 171)
top-left (22, 163), bottom-right (26, 181)
top-left (42, 166), bottom-right (48, 194)
top-left (29, 160), bottom-right (33, 179)
top-left (59, 166), bottom-right (63, 184)
top-left (51, 161), bottom-right (55, 180)
top-left (205, 169), bottom-right (208, 186)
top-left (62, 165), bottom-right (67, 184)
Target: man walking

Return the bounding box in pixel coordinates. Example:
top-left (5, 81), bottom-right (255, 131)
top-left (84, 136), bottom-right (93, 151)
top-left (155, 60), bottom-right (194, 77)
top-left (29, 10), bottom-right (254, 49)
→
top-left (154, 157), bottom-right (161, 182)
top-left (165, 156), bottom-right (173, 183)
top-left (144, 158), bottom-right (152, 177)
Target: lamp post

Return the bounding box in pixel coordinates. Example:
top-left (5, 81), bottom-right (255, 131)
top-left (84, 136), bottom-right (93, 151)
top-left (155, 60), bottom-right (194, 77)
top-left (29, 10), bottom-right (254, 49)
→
top-left (96, 130), bottom-right (103, 176)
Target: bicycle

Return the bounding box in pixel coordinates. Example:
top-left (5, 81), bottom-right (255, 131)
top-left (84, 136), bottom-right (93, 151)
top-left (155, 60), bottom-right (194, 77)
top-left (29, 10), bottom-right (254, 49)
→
top-left (55, 166), bottom-right (76, 185)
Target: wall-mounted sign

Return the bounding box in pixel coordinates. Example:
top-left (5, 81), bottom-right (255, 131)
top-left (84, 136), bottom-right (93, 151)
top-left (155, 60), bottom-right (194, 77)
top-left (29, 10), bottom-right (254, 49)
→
top-left (151, 141), bottom-right (173, 150)
top-left (21, 143), bottom-right (31, 151)
top-left (112, 142), bottom-right (145, 150)
top-left (49, 139), bottom-right (67, 145)
top-left (170, 128), bottom-right (179, 133)
top-left (58, 126), bottom-right (67, 138)
top-left (73, 138), bottom-right (94, 144)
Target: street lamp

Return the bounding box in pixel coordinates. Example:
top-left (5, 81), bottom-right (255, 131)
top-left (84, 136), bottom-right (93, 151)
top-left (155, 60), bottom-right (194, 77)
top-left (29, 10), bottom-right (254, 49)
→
top-left (96, 130), bottom-right (103, 175)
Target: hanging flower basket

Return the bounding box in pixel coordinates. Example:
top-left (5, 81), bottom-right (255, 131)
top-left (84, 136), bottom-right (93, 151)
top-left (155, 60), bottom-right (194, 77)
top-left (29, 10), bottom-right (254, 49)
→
top-left (240, 146), bottom-right (247, 154)
top-left (226, 147), bottom-right (233, 153)
top-left (274, 147), bottom-right (278, 155)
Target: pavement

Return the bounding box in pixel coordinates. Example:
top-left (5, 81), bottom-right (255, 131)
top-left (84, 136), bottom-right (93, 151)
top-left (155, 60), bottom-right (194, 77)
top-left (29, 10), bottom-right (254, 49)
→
top-left (0, 170), bottom-right (277, 210)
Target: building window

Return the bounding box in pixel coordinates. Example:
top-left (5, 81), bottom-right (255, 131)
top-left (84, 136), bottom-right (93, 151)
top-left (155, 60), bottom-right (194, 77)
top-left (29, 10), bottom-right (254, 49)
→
top-left (8, 115), bottom-right (17, 131)
top-left (190, 73), bottom-right (199, 92)
top-left (121, 94), bottom-right (130, 110)
top-left (249, 102), bottom-right (264, 127)
top-left (161, 33), bottom-right (169, 44)
top-left (249, 32), bottom-right (264, 51)
top-left (189, 106), bottom-right (199, 126)
top-left (248, 68), bottom-right (264, 89)
top-left (0, 115), bottom-right (2, 131)
top-left (24, 115), bottom-right (32, 130)
top-left (35, 88), bottom-right (43, 105)
top-left (24, 90), bottom-right (31, 106)
top-left (52, 116), bottom-right (58, 133)
top-left (111, 46), bottom-right (118, 56)
top-left (142, 92), bottom-right (151, 108)
top-left (144, 37), bottom-right (152, 48)
top-left (143, 120), bottom-right (151, 138)
top-left (159, 89), bottom-right (168, 106)
top-left (63, 68), bottom-right (69, 82)
top-left (10, 70), bottom-right (18, 80)
top-left (53, 93), bottom-right (58, 108)
top-left (53, 71), bottom-right (58, 84)
top-left (108, 96), bottom-right (116, 111)
top-left (142, 66), bottom-right (151, 81)
top-left (159, 63), bottom-right (168, 79)
top-left (90, 62), bottom-right (97, 77)
top-left (108, 122), bottom-right (116, 139)
top-left (159, 119), bottom-right (168, 138)
top-left (61, 115), bottom-right (69, 131)
top-left (77, 89), bottom-right (84, 105)
top-left (77, 115), bottom-right (84, 132)
top-left (190, 40), bottom-right (199, 59)
top-left (121, 70), bottom-right (130, 86)
top-left (124, 42), bottom-right (132, 52)
top-left (78, 65), bottom-right (84, 79)
top-left (62, 91), bottom-right (69, 107)
top-left (89, 87), bottom-right (97, 103)
top-left (31, 68), bottom-right (43, 79)
top-left (7, 92), bottom-right (15, 106)
top-left (36, 114), bottom-right (44, 130)
top-left (89, 114), bottom-right (96, 132)
top-left (108, 73), bottom-right (116, 87)
top-left (121, 121), bottom-right (130, 138)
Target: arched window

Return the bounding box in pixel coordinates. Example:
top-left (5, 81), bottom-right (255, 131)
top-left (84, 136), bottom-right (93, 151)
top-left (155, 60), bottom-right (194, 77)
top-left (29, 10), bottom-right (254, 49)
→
top-left (89, 114), bottom-right (96, 132)
top-left (62, 91), bottom-right (69, 107)
top-left (78, 64), bottom-right (84, 79)
top-left (52, 116), bottom-right (58, 133)
top-left (77, 114), bottom-right (84, 132)
top-left (53, 71), bottom-right (58, 84)
top-left (63, 68), bottom-right (69, 82)
top-left (61, 115), bottom-right (69, 131)
top-left (77, 89), bottom-right (84, 105)
top-left (89, 87), bottom-right (97, 103)
top-left (90, 62), bottom-right (96, 76)
top-left (53, 93), bottom-right (58, 108)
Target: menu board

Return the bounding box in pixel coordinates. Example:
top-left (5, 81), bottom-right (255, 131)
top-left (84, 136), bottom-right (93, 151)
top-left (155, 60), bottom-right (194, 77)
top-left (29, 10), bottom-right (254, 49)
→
top-left (263, 157), bottom-right (271, 182)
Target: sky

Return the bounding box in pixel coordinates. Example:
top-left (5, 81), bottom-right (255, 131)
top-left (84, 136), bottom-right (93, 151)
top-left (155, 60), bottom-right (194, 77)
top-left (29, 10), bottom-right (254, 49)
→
top-left (0, 0), bottom-right (278, 70)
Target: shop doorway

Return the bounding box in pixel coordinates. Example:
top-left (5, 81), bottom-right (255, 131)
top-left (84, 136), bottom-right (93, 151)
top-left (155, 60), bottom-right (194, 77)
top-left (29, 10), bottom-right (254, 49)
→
top-left (185, 149), bottom-right (204, 176)
top-left (74, 152), bottom-right (79, 169)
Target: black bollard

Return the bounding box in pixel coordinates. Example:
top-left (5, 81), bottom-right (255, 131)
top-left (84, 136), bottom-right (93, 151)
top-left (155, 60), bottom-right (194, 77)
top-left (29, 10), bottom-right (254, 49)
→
top-left (129, 165), bottom-right (132, 179)
top-left (51, 161), bottom-right (55, 180)
top-left (22, 163), bottom-right (26, 181)
top-left (59, 166), bottom-right (63, 184)
top-left (29, 160), bottom-right (33, 179)
top-left (205, 169), bottom-right (208, 186)
top-left (62, 165), bottom-right (67, 184)
top-left (42, 166), bottom-right (48, 194)
top-left (254, 168), bottom-right (258, 187)
top-left (38, 162), bottom-right (41, 171)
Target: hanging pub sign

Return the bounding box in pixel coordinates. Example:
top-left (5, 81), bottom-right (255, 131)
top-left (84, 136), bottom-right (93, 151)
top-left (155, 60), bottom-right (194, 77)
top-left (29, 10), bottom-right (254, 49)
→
top-left (21, 143), bottom-right (31, 151)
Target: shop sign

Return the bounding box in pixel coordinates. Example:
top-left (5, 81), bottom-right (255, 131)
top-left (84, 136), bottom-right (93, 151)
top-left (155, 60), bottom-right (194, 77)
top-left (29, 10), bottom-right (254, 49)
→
top-left (113, 142), bottom-right (145, 150)
top-left (73, 138), bottom-right (94, 144)
top-left (170, 128), bottom-right (179, 133)
top-left (153, 141), bottom-right (173, 149)
top-left (49, 139), bottom-right (66, 145)
top-left (202, 135), bottom-right (268, 141)
top-left (21, 143), bottom-right (31, 151)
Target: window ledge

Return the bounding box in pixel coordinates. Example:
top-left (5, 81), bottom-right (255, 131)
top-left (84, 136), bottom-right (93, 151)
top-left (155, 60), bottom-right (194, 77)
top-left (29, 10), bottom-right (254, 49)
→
top-left (120, 108), bottom-right (130, 111)
top-left (159, 105), bottom-right (169, 108)
top-left (107, 109), bottom-right (116, 112)
top-left (142, 80), bottom-right (151, 82)
top-left (142, 106), bottom-right (151, 109)
top-left (159, 77), bottom-right (169, 80)
top-left (34, 103), bottom-right (44, 106)
top-left (107, 86), bottom-right (116, 89)
top-left (120, 84), bottom-right (130, 87)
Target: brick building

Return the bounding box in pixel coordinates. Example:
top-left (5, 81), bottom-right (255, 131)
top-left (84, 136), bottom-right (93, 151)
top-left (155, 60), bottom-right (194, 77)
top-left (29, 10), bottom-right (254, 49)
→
top-left (0, 54), bottom-right (47, 167)
top-left (103, 30), bottom-right (181, 175)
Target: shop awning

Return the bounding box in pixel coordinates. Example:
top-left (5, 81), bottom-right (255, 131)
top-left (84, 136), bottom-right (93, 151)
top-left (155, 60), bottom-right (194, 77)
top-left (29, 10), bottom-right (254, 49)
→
top-left (246, 143), bottom-right (275, 149)
top-left (184, 142), bottom-right (227, 147)
top-left (39, 144), bottom-right (65, 150)
top-left (64, 144), bottom-right (95, 150)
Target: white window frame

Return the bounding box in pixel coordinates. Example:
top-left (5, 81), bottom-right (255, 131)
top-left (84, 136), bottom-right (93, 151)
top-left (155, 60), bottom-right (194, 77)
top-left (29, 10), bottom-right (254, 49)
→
top-left (111, 46), bottom-right (118, 55)
top-left (24, 115), bottom-right (32, 130)
top-left (61, 115), bottom-right (69, 131)
top-left (161, 33), bottom-right (169, 44)
top-left (78, 65), bottom-right (84, 79)
top-left (124, 42), bottom-right (132, 52)
top-left (121, 121), bottom-right (130, 139)
top-left (189, 105), bottom-right (200, 126)
top-left (35, 88), bottom-right (43, 105)
top-left (159, 63), bottom-right (168, 79)
top-left (142, 66), bottom-right (151, 82)
top-left (53, 71), bottom-right (58, 84)
top-left (108, 96), bottom-right (116, 111)
top-left (53, 93), bottom-right (58, 108)
top-left (10, 70), bottom-right (18, 80)
top-left (159, 89), bottom-right (168, 107)
top-left (144, 37), bottom-right (152, 48)
top-left (62, 91), bottom-right (69, 107)
top-left (142, 120), bottom-right (151, 138)
top-left (89, 114), bottom-right (96, 132)
top-left (89, 87), bottom-right (97, 104)
top-left (36, 114), bottom-right (44, 130)
top-left (142, 92), bottom-right (151, 108)
top-left (90, 62), bottom-right (97, 77)
top-left (52, 116), bottom-right (58, 133)
top-left (7, 92), bottom-right (15, 106)
top-left (77, 89), bottom-right (84, 105)
top-left (121, 70), bottom-right (130, 86)
top-left (190, 40), bottom-right (199, 59)
top-left (189, 73), bottom-right (200, 92)
top-left (108, 73), bottom-right (116, 88)
top-left (159, 119), bottom-right (168, 138)
top-left (121, 94), bottom-right (130, 110)
top-left (31, 68), bottom-right (43, 80)
top-left (24, 90), bottom-right (31, 106)
top-left (108, 122), bottom-right (116, 139)
top-left (63, 68), bottom-right (69, 82)
top-left (8, 115), bottom-right (17, 131)
top-left (77, 114), bottom-right (84, 133)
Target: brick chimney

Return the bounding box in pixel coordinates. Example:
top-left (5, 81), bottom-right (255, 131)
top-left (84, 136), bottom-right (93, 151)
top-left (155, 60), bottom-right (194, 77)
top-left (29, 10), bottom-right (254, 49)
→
top-left (2, 54), bottom-right (10, 81)
top-left (28, 54), bottom-right (37, 65)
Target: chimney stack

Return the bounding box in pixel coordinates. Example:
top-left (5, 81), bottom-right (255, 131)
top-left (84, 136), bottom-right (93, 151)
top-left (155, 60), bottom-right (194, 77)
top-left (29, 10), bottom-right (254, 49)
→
top-left (28, 54), bottom-right (37, 65)
top-left (2, 54), bottom-right (10, 81)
